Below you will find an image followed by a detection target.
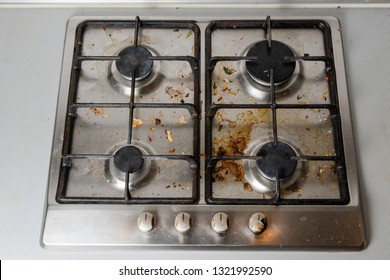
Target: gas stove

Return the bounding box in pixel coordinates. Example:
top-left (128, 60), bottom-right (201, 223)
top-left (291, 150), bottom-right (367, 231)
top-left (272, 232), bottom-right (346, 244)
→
top-left (42, 15), bottom-right (365, 249)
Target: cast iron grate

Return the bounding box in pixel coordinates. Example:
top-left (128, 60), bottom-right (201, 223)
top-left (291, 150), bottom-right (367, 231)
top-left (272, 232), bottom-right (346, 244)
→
top-left (56, 17), bottom-right (201, 204)
top-left (205, 16), bottom-right (350, 205)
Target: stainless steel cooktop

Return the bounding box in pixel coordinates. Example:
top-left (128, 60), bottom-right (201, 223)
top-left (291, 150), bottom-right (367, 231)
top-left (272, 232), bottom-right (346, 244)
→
top-left (41, 15), bottom-right (365, 249)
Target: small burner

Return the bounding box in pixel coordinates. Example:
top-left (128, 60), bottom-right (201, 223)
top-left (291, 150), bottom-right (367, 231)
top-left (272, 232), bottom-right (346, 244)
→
top-left (115, 46), bottom-right (153, 80)
top-left (256, 141), bottom-right (297, 180)
top-left (113, 145), bottom-right (144, 173)
top-left (246, 40), bottom-right (296, 86)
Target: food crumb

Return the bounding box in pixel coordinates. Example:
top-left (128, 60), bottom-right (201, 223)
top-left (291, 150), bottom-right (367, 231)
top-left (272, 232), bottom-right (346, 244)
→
top-left (179, 116), bottom-right (187, 124)
top-left (165, 86), bottom-right (185, 99)
top-left (132, 118), bottom-right (143, 128)
top-left (101, 113), bottom-right (110, 119)
top-left (91, 107), bottom-right (104, 116)
top-left (243, 182), bottom-right (253, 192)
top-left (316, 166), bottom-right (325, 184)
top-left (165, 130), bottom-right (173, 142)
top-left (228, 89), bottom-right (237, 95)
top-left (223, 66), bottom-right (236, 75)
top-left (292, 186), bottom-right (302, 193)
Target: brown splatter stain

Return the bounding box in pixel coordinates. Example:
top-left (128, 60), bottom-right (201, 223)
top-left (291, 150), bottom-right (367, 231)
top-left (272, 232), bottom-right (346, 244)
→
top-left (289, 186), bottom-right (302, 193)
top-left (214, 160), bottom-right (244, 182)
top-left (243, 182), bottom-right (253, 192)
top-left (130, 36), bottom-right (154, 45)
top-left (165, 86), bottom-right (185, 99)
top-left (91, 107), bottom-right (104, 116)
top-left (213, 109), bottom-right (270, 156)
top-left (315, 163), bottom-right (336, 185)
top-left (212, 109), bottom-right (270, 189)
top-left (212, 81), bottom-right (218, 96)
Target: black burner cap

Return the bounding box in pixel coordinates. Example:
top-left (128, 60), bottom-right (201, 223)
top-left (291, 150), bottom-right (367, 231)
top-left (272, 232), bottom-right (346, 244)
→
top-left (256, 141), bottom-right (297, 180)
top-left (116, 46), bottom-right (153, 80)
top-left (114, 145), bottom-right (144, 173)
top-left (246, 40), bottom-right (296, 85)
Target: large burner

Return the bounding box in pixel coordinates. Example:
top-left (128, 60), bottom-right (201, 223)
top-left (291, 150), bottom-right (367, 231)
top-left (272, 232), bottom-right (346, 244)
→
top-left (256, 141), bottom-right (297, 180)
top-left (243, 139), bottom-right (305, 194)
top-left (245, 40), bottom-right (296, 86)
top-left (115, 45), bottom-right (153, 80)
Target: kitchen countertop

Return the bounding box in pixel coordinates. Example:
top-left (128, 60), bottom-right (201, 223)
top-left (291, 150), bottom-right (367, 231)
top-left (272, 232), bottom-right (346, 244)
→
top-left (0, 5), bottom-right (389, 259)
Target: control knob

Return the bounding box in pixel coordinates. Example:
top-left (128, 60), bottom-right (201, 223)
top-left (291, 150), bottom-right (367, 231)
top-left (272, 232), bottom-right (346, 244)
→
top-left (174, 212), bottom-right (192, 233)
top-left (248, 213), bottom-right (267, 235)
top-left (211, 212), bottom-right (229, 234)
top-left (137, 212), bottom-right (156, 232)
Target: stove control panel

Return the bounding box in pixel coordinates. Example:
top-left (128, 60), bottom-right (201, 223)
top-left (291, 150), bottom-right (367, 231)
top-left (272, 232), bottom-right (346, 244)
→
top-left (136, 211), bottom-right (269, 236)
